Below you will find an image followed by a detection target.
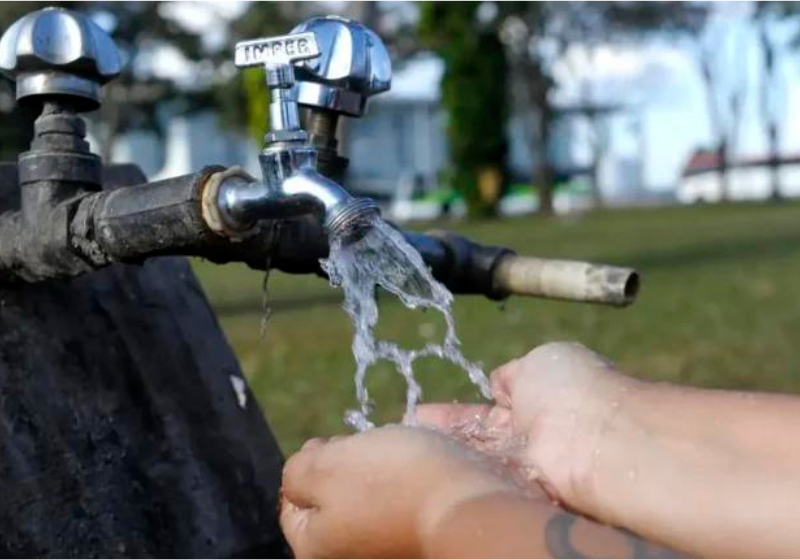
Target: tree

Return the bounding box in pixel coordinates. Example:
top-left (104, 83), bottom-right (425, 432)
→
top-left (499, 2), bottom-right (706, 213)
top-left (419, 3), bottom-right (508, 217)
top-left (420, 2), bottom-right (706, 215)
top-left (753, 2), bottom-right (800, 201)
top-left (85, 2), bottom-right (209, 163)
top-left (696, 4), bottom-right (751, 202)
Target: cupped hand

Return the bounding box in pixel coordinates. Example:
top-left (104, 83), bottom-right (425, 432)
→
top-left (414, 342), bottom-right (641, 510)
top-left (279, 425), bottom-right (519, 558)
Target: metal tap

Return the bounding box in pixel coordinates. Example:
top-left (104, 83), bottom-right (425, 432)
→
top-left (215, 31), bottom-right (379, 239)
top-left (0, 7), bottom-right (121, 110)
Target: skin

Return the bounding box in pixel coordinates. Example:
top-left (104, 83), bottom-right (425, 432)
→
top-left (280, 425), bottom-right (675, 558)
top-left (419, 341), bottom-right (800, 558)
top-left (282, 340), bottom-right (800, 557)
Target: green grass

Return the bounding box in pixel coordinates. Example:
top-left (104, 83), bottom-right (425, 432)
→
top-left (192, 201), bottom-right (800, 454)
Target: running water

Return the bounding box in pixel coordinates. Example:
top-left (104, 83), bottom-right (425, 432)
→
top-left (321, 215), bottom-right (491, 431)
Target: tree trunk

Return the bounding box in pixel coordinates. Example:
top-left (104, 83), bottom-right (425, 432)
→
top-left (528, 65), bottom-right (555, 215)
top-left (718, 141), bottom-right (730, 201)
top-left (589, 112), bottom-right (604, 209)
top-left (0, 163), bottom-right (287, 558)
top-left (768, 123), bottom-right (781, 200)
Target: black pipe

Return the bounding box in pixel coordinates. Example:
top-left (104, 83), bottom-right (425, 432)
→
top-left (1, 162), bottom-right (516, 301)
top-left (72, 167), bottom-right (225, 266)
top-left (403, 231), bottom-right (514, 300)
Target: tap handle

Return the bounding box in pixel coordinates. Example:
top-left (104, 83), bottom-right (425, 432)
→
top-left (291, 16), bottom-right (391, 117)
top-left (234, 31), bottom-right (320, 70)
top-left (0, 7), bottom-right (121, 111)
top-left (235, 32), bottom-right (321, 134)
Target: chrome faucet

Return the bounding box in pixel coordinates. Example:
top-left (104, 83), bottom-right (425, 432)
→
top-left (0, 7), bottom-right (639, 307)
top-left (214, 28), bottom-right (381, 239)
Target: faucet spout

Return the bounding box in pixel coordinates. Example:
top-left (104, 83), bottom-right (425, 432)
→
top-left (215, 164), bottom-right (379, 238)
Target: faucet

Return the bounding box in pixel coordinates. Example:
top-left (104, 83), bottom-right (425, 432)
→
top-left (212, 28), bottom-right (380, 239)
top-left (0, 8), bottom-right (639, 306)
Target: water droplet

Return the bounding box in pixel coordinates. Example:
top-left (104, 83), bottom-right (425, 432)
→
top-left (628, 469), bottom-right (637, 480)
top-left (344, 409), bottom-right (374, 431)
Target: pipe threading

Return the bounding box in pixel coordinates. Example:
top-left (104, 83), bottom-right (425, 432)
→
top-left (324, 197), bottom-right (380, 239)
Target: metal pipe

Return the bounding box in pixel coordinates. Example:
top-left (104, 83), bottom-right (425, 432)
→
top-left (492, 255), bottom-right (639, 307)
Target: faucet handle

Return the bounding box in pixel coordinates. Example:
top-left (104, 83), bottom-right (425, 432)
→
top-left (234, 31), bottom-right (320, 69)
top-left (235, 32), bottom-right (321, 136)
top-left (291, 16), bottom-right (391, 117)
top-left (0, 7), bottom-right (121, 111)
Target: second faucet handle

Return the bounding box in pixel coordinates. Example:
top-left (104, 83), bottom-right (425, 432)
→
top-left (234, 32), bottom-right (321, 137)
top-left (291, 16), bottom-right (391, 118)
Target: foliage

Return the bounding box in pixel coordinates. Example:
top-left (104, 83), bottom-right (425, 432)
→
top-left (419, 3), bottom-right (508, 217)
top-left (420, 2), bottom-right (707, 215)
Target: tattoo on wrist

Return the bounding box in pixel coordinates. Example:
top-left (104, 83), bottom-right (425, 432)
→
top-left (544, 511), bottom-right (679, 559)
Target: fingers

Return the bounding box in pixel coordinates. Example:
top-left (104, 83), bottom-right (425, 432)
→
top-left (282, 441), bottom-right (330, 510)
top-left (413, 403), bottom-right (494, 431)
top-left (281, 438), bottom-right (348, 558)
top-left (280, 495), bottom-right (315, 558)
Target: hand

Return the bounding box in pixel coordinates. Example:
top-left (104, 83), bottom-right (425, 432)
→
top-left (279, 425), bottom-right (518, 558)
top-left (415, 342), bottom-right (641, 511)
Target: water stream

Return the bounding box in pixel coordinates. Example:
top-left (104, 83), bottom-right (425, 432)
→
top-left (321, 215), bottom-right (491, 430)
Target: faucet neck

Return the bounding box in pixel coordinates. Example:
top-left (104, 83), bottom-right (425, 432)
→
top-left (265, 63), bottom-right (300, 134)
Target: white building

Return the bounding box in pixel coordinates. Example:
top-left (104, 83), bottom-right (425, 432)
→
top-left (678, 150), bottom-right (800, 203)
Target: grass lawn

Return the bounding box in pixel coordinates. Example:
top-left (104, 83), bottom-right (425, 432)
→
top-left (192, 201), bottom-right (800, 454)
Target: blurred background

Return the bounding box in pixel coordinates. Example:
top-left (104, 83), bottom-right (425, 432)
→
top-left (3, 1), bottom-right (800, 453)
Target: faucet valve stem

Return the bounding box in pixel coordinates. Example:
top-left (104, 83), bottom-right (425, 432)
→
top-left (234, 32), bottom-right (321, 142)
top-left (265, 62), bottom-right (300, 134)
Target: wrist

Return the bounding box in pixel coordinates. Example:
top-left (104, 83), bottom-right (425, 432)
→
top-left (416, 470), bottom-right (516, 555)
top-left (566, 376), bottom-right (660, 523)
top-left (419, 490), bottom-right (547, 558)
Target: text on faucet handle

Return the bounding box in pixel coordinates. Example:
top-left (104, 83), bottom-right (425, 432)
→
top-left (234, 32), bottom-right (320, 68)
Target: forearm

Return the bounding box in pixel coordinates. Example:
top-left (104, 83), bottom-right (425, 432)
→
top-left (590, 382), bottom-right (800, 557)
top-left (422, 492), bottom-right (677, 558)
